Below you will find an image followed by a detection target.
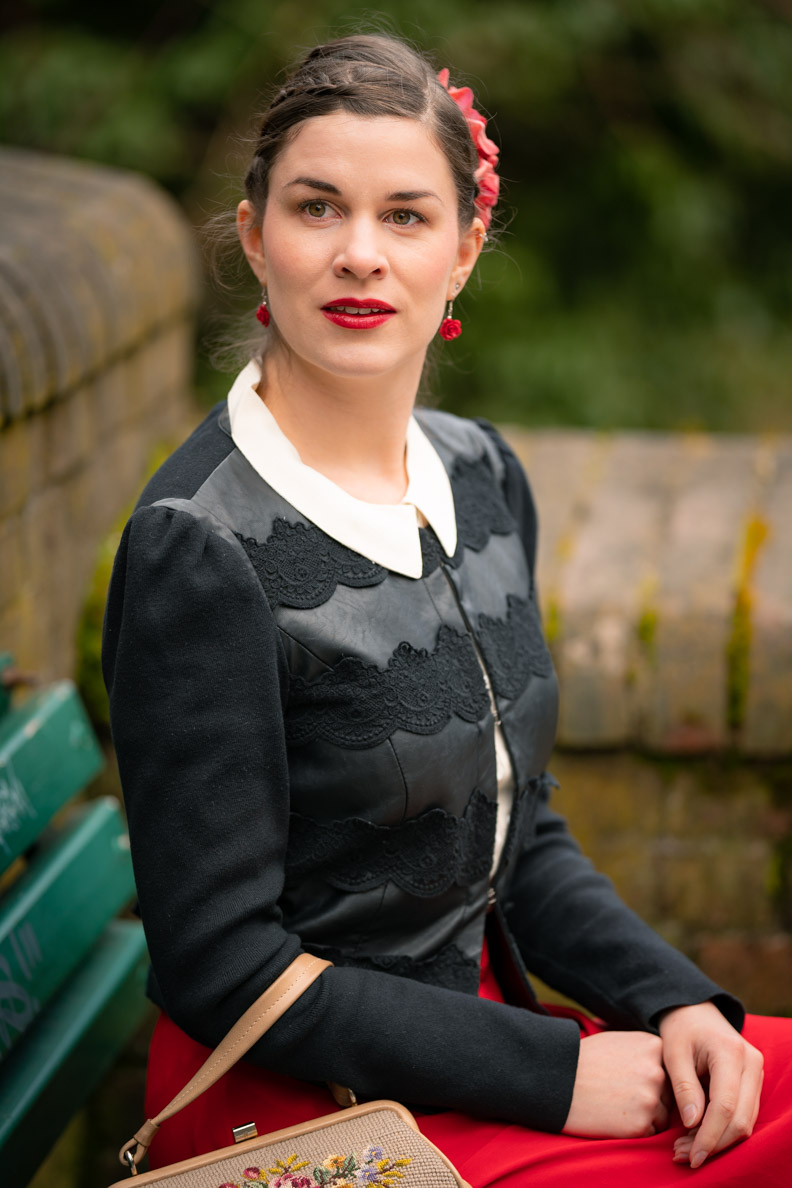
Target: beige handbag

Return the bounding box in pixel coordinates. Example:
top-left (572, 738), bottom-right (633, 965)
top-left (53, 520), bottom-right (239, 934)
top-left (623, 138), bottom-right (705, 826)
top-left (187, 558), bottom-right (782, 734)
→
top-left (109, 954), bottom-right (472, 1188)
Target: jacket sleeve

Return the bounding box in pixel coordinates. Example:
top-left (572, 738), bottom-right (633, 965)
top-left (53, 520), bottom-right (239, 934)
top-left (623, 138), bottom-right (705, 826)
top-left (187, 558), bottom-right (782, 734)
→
top-left (475, 420), bottom-right (745, 1034)
top-left (102, 500), bottom-right (582, 1132)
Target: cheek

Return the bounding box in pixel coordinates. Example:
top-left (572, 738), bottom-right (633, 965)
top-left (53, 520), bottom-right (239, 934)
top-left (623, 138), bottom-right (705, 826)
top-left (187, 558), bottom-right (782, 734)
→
top-left (260, 215), bottom-right (324, 290)
top-left (266, 243), bottom-right (317, 290)
top-left (411, 236), bottom-right (462, 298)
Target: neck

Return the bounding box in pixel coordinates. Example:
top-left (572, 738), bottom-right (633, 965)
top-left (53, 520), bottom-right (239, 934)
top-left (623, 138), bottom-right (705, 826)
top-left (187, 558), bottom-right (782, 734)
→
top-left (257, 347), bottom-right (426, 504)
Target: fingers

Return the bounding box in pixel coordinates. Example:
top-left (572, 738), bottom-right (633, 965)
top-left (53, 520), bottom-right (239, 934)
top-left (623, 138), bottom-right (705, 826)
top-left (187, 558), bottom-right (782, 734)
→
top-left (650, 1094), bottom-right (671, 1137)
top-left (674, 1042), bottom-right (764, 1169)
top-left (663, 1036), bottom-right (706, 1130)
top-left (673, 1131), bottom-right (696, 1164)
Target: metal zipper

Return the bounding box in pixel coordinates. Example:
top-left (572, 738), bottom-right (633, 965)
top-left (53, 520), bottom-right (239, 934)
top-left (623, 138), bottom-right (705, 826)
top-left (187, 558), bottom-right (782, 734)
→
top-left (438, 562), bottom-right (503, 727)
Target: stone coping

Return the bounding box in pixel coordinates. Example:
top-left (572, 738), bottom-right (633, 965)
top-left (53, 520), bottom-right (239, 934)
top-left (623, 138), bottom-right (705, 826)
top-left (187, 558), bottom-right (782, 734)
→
top-left (0, 147), bottom-right (200, 423)
top-left (505, 428), bottom-right (792, 757)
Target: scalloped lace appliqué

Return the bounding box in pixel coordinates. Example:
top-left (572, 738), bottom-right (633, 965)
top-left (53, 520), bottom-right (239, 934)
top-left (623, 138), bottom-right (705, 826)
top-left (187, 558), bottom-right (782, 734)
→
top-left (477, 593), bottom-right (555, 700)
top-left (286, 624), bottom-right (490, 749)
top-left (421, 453), bottom-right (515, 576)
top-left (303, 939), bottom-right (481, 995)
top-left (237, 519), bottom-right (386, 609)
top-left (235, 452), bottom-right (515, 610)
top-left (286, 786), bottom-right (497, 897)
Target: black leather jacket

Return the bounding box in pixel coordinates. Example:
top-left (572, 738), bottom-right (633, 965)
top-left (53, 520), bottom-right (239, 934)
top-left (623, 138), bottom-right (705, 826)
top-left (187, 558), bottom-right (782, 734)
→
top-left (102, 402), bottom-right (741, 1132)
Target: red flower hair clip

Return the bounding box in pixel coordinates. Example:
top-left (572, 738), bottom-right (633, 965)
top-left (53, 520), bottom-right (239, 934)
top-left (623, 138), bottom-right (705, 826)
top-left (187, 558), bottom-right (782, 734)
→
top-left (437, 68), bottom-right (500, 230)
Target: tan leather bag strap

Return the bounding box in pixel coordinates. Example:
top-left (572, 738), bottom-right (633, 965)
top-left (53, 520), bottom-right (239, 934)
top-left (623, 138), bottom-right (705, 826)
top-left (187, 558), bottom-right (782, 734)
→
top-left (120, 954), bottom-right (331, 1171)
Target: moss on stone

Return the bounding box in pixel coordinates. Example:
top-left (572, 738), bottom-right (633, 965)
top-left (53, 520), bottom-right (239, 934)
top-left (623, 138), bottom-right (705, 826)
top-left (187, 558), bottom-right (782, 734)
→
top-left (544, 594), bottom-right (561, 645)
top-left (637, 604), bottom-right (658, 664)
top-left (726, 588), bottom-right (752, 732)
top-left (726, 513), bottom-right (770, 734)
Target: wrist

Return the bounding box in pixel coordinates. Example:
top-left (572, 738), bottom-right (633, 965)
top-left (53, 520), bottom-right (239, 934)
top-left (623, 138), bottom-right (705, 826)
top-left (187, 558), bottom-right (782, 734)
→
top-left (658, 1000), bottom-right (722, 1037)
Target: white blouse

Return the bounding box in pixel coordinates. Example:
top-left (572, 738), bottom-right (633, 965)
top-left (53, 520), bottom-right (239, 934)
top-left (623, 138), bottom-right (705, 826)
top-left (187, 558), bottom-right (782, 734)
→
top-left (227, 360), bottom-right (514, 877)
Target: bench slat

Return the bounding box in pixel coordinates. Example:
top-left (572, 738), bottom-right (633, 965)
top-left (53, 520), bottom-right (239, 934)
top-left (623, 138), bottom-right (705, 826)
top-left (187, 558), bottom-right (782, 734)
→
top-left (0, 797), bottom-right (135, 1061)
top-left (0, 918), bottom-right (150, 1188)
top-left (0, 680), bottom-right (104, 875)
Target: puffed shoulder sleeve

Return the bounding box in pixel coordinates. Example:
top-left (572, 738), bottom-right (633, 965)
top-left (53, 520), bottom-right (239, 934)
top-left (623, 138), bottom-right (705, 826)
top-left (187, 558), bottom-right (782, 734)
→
top-left (101, 501), bottom-right (584, 1132)
top-left (101, 502), bottom-right (297, 1008)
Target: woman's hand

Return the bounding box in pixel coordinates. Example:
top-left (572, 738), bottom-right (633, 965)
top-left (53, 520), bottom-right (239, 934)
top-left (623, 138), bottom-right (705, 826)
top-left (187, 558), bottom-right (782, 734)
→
top-left (562, 1031), bottom-right (672, 1138)
top-left (659, 1002), bottom-right (764, 1169)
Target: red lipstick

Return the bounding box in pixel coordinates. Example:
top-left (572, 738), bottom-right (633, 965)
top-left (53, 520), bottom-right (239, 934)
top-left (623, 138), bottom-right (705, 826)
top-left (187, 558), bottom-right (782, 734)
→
top-left (321, 297), bottom-right (396, 330)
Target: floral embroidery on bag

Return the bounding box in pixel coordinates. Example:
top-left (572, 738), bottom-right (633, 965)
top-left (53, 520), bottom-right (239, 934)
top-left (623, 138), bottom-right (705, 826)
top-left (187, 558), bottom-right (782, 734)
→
top-left (217, 1146), bottom-right (412, 1188)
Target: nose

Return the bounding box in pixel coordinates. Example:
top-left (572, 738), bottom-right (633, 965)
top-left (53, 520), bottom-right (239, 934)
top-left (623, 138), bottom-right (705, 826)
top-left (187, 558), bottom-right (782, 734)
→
top-left (332, 216), bottom-right (389, 280)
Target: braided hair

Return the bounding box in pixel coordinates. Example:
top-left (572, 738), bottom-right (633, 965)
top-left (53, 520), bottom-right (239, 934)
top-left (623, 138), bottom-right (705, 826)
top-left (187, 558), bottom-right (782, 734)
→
top-left (243, 34), bottom-right (484, 231)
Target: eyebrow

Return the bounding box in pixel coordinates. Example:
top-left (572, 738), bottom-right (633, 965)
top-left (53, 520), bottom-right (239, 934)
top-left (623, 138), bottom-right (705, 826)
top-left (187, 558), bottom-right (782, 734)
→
top-left (284, 176), bottom-right (442, 203)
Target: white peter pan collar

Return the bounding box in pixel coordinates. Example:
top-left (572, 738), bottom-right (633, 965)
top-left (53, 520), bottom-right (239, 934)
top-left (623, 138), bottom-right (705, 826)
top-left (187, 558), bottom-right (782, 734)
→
top-left (226, 360), bottom-right (457, 579)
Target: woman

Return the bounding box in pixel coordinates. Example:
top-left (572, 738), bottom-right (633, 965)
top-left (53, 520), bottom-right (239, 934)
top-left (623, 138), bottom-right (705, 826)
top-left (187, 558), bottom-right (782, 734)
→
top-left (102, 32), bottom-right (792, 1186)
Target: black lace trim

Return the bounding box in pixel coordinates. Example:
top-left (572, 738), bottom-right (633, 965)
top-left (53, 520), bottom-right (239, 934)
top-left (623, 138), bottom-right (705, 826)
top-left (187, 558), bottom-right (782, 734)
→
top-left (303, 940), bottom-right (480, 994)
top-left (419, 525), bottom-right (449, 576)
top-left (420, 453), bottom-right (516, 576)
top-left (452, 453), bottom-right (515, 551)
top-left (286, 787), bottom-right (496, 897)
top-left (235, 452), bottom-right (515, 609)
top-left (477, 594), bottom-right (554, 700)
top-left (236, 519), bottom-right (386, 609)
top-left (286, 624), bottom-right (490, 749)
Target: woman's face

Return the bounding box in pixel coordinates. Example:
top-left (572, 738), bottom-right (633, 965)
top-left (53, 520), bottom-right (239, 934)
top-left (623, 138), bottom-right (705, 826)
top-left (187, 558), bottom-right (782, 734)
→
top-left (237, 112), bottom-right (484, 387)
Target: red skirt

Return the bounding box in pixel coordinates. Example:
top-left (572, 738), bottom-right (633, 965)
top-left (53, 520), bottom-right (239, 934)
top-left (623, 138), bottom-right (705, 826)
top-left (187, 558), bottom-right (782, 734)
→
top-left (145, 945), bottom-right (792, 1185)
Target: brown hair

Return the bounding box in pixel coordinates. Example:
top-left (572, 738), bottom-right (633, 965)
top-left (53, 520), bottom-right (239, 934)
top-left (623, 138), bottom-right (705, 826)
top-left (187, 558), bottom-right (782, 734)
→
top-left (244, 34), bottom-right (482, 230)
top-left (205, 32), bottom-right (496, 380)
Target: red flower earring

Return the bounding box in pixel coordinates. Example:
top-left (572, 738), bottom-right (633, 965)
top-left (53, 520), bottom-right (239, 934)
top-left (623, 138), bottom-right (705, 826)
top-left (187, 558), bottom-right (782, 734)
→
top-left (256, 289), bottom-right (270, 327)
top-left (439, 299), bottom-right (462, 341)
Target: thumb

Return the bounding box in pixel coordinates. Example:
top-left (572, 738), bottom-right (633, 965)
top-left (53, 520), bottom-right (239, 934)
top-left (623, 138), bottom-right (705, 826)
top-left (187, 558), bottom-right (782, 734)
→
top-left (664, 1042), bottom-right (706, 1129)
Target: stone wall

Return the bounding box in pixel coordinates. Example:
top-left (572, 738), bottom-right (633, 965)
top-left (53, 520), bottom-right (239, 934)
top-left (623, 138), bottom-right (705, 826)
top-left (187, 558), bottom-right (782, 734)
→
top-left (541, 751), bottom-right (792, 1015)
top-left (508, 429), bottom-right (792, 757)
top-left (505, 429), bottom-right (792, 1014)
top-left (0, 147), bottom-right (200, 683)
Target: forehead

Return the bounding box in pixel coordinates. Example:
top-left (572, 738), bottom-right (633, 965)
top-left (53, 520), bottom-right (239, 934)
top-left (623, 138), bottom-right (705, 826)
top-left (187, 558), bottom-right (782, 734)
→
top-left (273, 112), bottom-right (456, 194)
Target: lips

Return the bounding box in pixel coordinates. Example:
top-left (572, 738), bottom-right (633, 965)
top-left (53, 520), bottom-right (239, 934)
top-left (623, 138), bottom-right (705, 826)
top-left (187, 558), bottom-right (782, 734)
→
top-left (321, 297), bottom-right (396, 330)
top-left (322, 298), bottom-right (396, 313)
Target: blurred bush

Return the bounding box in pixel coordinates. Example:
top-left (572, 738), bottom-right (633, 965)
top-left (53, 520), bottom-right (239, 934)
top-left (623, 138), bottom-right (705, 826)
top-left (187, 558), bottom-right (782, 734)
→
top-left (2, 0), bottom-right (791, 430)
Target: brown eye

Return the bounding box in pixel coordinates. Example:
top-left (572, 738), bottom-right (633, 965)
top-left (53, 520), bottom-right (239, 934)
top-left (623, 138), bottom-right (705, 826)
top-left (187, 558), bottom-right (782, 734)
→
top-left (305, 201), bottom-right (328, 217)
top-left (391, 210), bottom-right (413, 225)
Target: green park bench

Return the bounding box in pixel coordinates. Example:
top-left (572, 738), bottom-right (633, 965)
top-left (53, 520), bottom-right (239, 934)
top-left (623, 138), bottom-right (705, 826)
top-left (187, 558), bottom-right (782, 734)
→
top-left (0, 651), bottom-right (150, 1187)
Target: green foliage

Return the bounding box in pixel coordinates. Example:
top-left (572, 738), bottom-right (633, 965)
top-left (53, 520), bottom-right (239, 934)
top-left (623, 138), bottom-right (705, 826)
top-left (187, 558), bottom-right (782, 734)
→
top-left (3, 0), bottom-right (792, 430)
top-left (75, 520), bottom-right (123, 733)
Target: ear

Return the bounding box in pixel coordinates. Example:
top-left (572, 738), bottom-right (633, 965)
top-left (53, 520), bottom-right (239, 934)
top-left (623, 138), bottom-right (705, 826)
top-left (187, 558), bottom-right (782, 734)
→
top-left (447, 216), bottom-right (486, 300)
top-left (236, 199), bottom-right (267, 286)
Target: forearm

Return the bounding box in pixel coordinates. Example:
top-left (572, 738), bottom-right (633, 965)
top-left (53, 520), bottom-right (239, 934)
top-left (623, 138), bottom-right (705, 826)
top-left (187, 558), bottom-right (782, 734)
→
top-left (504, 798), bottom-right (744, 1032)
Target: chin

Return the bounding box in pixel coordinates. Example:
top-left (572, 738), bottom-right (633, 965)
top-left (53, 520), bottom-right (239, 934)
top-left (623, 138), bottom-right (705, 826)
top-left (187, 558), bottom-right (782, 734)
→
top-left (311, 345), bottom-right (419, 381)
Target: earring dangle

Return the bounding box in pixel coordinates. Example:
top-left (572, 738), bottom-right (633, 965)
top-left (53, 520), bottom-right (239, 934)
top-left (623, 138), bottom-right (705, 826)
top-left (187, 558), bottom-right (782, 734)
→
top-left (439, 299), bottom-right (462, 341)
top-left (256, 289), bottom-right (270, 327)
